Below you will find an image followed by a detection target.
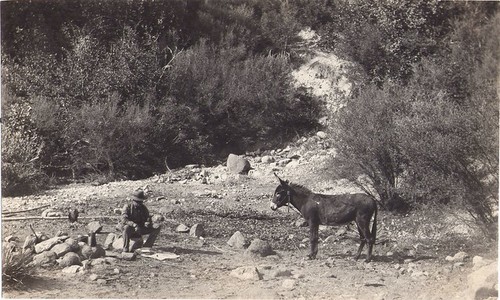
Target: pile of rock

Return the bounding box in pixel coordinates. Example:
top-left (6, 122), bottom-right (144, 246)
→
top-left (8, 221), bottom-right (143, 274)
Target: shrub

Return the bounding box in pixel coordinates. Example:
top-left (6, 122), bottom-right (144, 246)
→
top-left (2, 246), bottom-right (35, 289)
top-left (1, 94), bottom-right (48, 196)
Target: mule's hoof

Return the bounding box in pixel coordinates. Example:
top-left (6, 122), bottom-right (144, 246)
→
top-left (307, 255), bottom-right (316, 260)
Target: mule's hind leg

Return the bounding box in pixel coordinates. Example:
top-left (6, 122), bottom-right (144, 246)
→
top-left (358, 219), bottom-right (374, 262)
top-left (354, 222), bottom-right (366, 261)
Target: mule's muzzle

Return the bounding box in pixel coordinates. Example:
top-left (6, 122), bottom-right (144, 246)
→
top-left (270, 202), bottom-right (278, 211)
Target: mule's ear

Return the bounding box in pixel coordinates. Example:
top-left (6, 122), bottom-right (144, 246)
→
top-left (274, 172), bottom-right (287, 186)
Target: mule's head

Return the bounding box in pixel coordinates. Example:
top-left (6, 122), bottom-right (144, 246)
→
top-left (270, 173), bottom-right (291, 211)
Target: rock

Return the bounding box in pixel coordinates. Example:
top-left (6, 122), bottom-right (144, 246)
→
top-left (80, 245), bottom-right (106, 259)
top-left (33, 250), bottom-right (57, 267)
top-left (453, 251), bottom-right (469, 262)
top-left (59, 252), bottom-right (82, 267)
top-left (336, 228), bottom-right (347, 236)
top-left (190, 224), bottom-right (205, 237)
top-left (86, 221), bottom-right (103, 234)
top-left (282, 279), bottom-right (297, 289)
top-left (104, 233), bottom-right (117, 250)
top-left (121, 252), bottom-right (136, 261)
top-left (227, 154), bottom-right (251, 175)
top-left (64, 238), bottom-right (80, 252)
top-left (323, 235), bottom-right (336, 244)
top-left (245, 239), bottom-right (274, 257)
top-left (316, 131), bottom-right (327, 139)
top-left (112, 237), bottom-right (124, 250)
top-left (96, 279), bottom-right (107, 285)
top-left (52, 243), bottom-right (73, 258)
top-left (227, 231), bottom-right (248, 249)
top-left (294, 219), bottom-right (308, 227)
top-left (445, 256), bottom-right (455, 262)
top-left (34, 236), bottom-right (68, 253)
top-left (176, 224), bottom-right (190, 233)
top-left (62, 265), bottom-right (82, 274)
top-left (230, 266), bottom-right (262, 281)
top-left (261, 156), bottom-right (275, 164)
top-left (89, 274), bottom-right (99, 281)
top-left (113, 208), bottom-right (122, 215)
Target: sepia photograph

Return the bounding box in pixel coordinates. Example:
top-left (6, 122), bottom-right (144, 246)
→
top-left (1, 0), bottom-right (498, 299)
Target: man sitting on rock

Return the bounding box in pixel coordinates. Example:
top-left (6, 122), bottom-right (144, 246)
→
top-left (121, 190), bottom-right (161, 252)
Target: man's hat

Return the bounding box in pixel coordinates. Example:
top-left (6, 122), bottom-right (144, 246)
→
top-left (132, 190), bottom-right (147, 202)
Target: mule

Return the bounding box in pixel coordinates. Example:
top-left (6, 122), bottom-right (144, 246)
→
top-left (270, 174), bottom-right (378, 262)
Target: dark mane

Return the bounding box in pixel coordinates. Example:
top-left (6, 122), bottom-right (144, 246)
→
top-left (289, 182), bottom-right (313, 195)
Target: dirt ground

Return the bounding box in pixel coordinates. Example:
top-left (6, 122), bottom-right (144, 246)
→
top-left (1, 158), bottom-right (497, 299)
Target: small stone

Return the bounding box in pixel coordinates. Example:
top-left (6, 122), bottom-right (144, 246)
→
top-left (282, 279), bottom-right (296, 289)
top-left (245, 239), bottom-right (274, 257)
top-left (294, 219), bottom-right (308, 227)
top-left (96, 279), bottom-right (107, 285)
top-left (335, 228), bottom-right (347, 236)
top-left (453, 251), bottom-right (469, 262)
top-left (227, 231), bottom-right (248, 249)
top-left (121, 252), bottom-right (136, 261)
top-left (89, 274), bottom-right (99, 281)
top-left (190, 224), bottom-right (205, 237)
top-left (323, 235), bottom-right (336, 244)
top-left (86, 221), bottom-right (103, 234)
top-left (230, 266), bottom-right (262, 281)
top-left (113, 208), bottom-right (122, 215)
top-left (62, 265), bottom-right (81, 274)
top-left (261, 156), bottom-right (275, 164)
top-left (113, 268), bottom-right (120, 274)
top-left (316, 131), bottom-right (327, 139)
top-left (176, 224), bottom-right (190, 233)
top-left (112, 238), bottom-right (124, 250)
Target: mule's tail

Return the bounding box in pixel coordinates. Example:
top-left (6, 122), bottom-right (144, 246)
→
top-left (371, 202), bottom-right (378, 242)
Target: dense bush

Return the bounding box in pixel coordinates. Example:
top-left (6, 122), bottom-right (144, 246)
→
top-left (330, 7), bottom-right (499, 235)
top-left (1, 3), bottom-right (320, 195)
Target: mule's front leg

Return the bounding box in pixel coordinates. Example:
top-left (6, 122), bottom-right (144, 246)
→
top-left (308, 223), bottom-right (319, 259)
